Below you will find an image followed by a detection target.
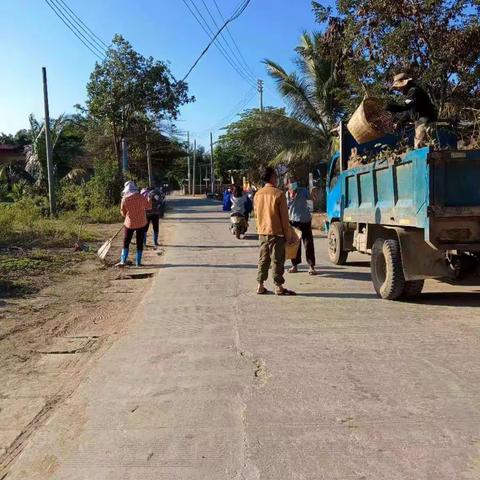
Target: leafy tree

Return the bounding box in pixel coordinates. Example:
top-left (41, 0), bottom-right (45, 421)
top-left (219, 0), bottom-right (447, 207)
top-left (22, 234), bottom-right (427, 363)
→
top-left (232, 30), bottom-right (341, 176)
top-left (86, 35), bottom-right (193, 170)
top-left (0, 130), bottom-right (30, 147)
top-left (313, 0), bottom-right (480, 118)
top-left (217, 107), bottom-right (330, 181)
top-left (24, 114), bottom-right (85, 188)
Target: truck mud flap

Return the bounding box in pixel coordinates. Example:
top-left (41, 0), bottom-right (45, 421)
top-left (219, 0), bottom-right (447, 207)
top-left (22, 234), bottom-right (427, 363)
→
top-left (385, 227), bottom-right (452, 281)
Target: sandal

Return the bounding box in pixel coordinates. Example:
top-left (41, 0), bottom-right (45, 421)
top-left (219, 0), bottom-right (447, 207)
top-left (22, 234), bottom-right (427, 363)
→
top-left (288, 266), bottom-right (298, 273)
top-left (257, 286), bottom-right (270, 295)
top-left (308, 268), bottom-right (317, 276)
top-left (275, 288), bottom-right (296, 296)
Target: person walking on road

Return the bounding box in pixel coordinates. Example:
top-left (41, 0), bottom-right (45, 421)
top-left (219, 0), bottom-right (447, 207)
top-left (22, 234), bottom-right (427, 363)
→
top-left (286, 178), bottom-right (317, 275)
top-left (255, 167), bottom-right (296, 296)
top-left (117, 181), bottom-right (151, 268)
top-left (141, 187), bottom-right (163, 248)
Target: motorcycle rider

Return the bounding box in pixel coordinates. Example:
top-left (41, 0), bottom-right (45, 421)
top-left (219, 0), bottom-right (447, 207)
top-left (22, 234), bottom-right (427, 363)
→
top-left (229, 185), bottom-right (252, 238)
top-left (230, 185), bottom-right (252, 221)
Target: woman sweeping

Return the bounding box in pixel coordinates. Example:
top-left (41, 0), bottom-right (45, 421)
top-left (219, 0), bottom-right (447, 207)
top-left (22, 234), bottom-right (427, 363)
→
top-left (117, 181), bottom-right (151, 267)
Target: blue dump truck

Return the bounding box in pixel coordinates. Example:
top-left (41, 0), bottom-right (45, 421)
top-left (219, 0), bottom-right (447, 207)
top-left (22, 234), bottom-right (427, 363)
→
top-left (326, 124), bottom-right (480, 300)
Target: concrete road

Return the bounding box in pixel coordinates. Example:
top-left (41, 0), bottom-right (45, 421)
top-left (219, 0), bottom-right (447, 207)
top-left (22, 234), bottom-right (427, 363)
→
top-left (4, 197), bottom-right (480, 479)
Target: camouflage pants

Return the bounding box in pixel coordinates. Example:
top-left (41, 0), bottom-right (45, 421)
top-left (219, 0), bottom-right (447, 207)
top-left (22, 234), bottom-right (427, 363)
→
top-left (257, 235), bottom-right (285, 286)
top-left (414, 117), bottom-right (433, 149)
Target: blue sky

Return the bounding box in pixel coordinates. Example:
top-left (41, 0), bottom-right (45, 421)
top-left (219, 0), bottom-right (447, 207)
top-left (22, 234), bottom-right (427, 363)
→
top-left (0, 0), bottom-right (324, 148)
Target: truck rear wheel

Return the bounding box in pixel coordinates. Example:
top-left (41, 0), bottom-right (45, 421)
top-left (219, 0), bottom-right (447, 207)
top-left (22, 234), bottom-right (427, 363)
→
top-left (371, 238), bottom-right (405, 300)
top-left (402, 280), bottom-right (424, 299)
top-left (328, 222), bottom-right (348, 265)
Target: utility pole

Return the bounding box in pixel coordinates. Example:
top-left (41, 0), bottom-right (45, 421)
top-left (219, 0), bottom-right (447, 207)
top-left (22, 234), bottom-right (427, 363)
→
top-left (198, 151), bottom-right (201, 195)
top-left (210, 132), bottom-right (215, 195)
top-left (257, 79), bottom-right (264, 112)
top-left (193, 139), bottom-right (197, 197)
top-left (42, 67), bottom-right (56, 216)
top-left (145, 126), bottom-right (153, 187)
top-left (187, 132), bottom-right (191, 195)
top-left (121, 138), bottom-right (129, 174)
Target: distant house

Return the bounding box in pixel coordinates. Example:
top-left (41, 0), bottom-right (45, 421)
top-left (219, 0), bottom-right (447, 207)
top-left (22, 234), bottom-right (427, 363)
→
top-left (0, 144), bottom-right (24, 166)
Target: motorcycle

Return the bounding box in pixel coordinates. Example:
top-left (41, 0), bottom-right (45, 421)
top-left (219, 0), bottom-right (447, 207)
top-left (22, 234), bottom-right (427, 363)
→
top-left (230, 213), bottom-right (248, 239)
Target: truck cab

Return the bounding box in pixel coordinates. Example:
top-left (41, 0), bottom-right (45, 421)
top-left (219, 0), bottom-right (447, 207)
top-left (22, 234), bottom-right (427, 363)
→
top-left (326, 124), bottom-right (480, 300)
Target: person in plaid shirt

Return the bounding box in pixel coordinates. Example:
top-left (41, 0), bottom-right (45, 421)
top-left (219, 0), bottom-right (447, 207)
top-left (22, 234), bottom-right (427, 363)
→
top-left (117, 181), bottom-right (151, 267)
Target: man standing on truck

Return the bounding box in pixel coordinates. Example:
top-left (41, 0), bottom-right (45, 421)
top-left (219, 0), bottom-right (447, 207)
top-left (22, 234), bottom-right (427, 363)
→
top-left (386, 73), bottom-right (437, 149)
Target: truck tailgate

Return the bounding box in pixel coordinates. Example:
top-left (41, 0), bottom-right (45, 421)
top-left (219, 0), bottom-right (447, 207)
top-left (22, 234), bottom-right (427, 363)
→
top-left (429, 150), bottom-right (480, 249)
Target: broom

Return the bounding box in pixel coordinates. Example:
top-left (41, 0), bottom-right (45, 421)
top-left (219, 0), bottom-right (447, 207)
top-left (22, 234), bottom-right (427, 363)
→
top-left (97, 225), bottom-right (124, 261)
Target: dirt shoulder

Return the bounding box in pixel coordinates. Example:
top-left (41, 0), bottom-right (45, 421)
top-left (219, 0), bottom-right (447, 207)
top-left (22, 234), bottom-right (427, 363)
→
top-left (0, 220), bottom-right (171, 461)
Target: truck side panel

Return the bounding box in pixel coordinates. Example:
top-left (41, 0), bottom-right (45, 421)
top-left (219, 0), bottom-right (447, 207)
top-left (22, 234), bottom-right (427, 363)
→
top-left (342, 148), bottom-right (429, 229)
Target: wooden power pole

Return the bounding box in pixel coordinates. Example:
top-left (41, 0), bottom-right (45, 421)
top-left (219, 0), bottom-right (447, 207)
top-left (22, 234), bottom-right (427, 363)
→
top-left (42, 67), bottom-right (56, 216)
top-left (187, 132), bottom-right (191, 195)
top-left (121, 138), bottom-right (129, 174)
top-left (193, 139), bottom-right (197, 196)
top-left (210, 132), bottom-right (215, 195)
top-left (257, 79), bottom-right (264, 112)
top-left (145, 126), bottom-right (153, 187)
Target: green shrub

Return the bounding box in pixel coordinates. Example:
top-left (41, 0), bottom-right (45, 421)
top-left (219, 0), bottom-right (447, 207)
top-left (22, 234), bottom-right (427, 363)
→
top-left (0, 198), bottom-right (96, 248)
top-left (58, 159), bottom-right (123, 223)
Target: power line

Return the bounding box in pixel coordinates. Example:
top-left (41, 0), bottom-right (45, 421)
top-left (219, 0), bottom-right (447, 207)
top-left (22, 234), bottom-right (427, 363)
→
top-left (211, 0), bottom-right (257, 81)
top-left (194, 87), bottom-right (257, 136)
top-left (199, 0), bottom-right (256, 83)
top-left (48, 0), bottom-right (106, 58)
top-left (43, 0), bottom-right (105, 60)
top-left (182, 0), bottom-right (255, 86)
top-left (182, 0), bottom-right (253, 82)
top-left (55, 0), bottom-right (109, 50)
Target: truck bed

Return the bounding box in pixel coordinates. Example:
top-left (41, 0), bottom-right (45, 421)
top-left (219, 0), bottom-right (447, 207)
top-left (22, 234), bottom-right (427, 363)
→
top-left (338, 148), bottom-right (480, 250)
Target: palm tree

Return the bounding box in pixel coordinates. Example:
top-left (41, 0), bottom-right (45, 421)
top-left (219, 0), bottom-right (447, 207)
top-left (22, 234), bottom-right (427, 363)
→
top-left (263, 32), bottom-right (340, 170)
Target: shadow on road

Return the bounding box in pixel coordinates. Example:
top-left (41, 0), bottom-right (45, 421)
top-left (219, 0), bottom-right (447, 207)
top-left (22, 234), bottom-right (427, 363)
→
top-left (319, 271), bottom-right (371, 282)
top-left (161, 263), bottom-right (258, 270)
top-left (296, 291), bottom-right (480, 305)
top-left (297, 292), bottom-right (377, 299)
top-left (406, 292), bottom-right (480, 307)
top-left (343, 261), bottom-right (371, 268)
top-left (161, 244), bottom-right (258, 249)
top-left (164, 218), bottom-right (226, 223)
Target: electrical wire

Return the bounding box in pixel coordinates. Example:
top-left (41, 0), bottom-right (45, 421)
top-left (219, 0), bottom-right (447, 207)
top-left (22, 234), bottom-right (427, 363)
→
top-left (44, 0), bottom-right (105, 60)
top-left (182, 0), bottom-right (255, 86)
top-left (199, 0), bottom-right (256, 83)
top-left (55, 0), bottom-right (109, 50)
top-left (188, 0), bottom-right (253, 84)
top-left (194, 86), bottom-right (257, 136)
top-left (211, 0), bottom-right (257, 82)
top-left (182, 0), bottom-right (253, 82)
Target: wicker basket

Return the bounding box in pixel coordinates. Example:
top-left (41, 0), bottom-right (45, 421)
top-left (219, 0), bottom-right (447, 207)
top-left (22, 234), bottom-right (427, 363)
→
top-left (285, 227), bottom-right (302, 260)
top-left (347, 98), bottom-right (393, 144)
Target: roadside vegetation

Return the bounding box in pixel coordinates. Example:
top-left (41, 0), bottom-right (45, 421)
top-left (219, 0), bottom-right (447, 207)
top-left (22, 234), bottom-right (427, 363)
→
top-left (0, 35), bottom-right (193, 296)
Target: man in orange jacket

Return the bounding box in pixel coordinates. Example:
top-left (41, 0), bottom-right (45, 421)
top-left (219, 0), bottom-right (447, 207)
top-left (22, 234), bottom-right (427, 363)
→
top-left (254, 167), bottom-right (296, 296)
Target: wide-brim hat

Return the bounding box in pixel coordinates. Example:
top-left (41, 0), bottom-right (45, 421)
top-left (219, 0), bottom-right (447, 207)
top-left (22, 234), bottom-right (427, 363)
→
top-left (391, 73), bottom-right (413, 89)
top-left (122, 180), bottom-right (138, 196)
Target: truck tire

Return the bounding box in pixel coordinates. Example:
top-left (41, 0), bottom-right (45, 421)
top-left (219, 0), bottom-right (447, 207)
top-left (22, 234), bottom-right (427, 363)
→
top-left (328, 222), bottom-right (348, 265)
top-left (402, 280), bottom-right (424, 299)
top-left (371, 238), bottom-right (405, 300)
